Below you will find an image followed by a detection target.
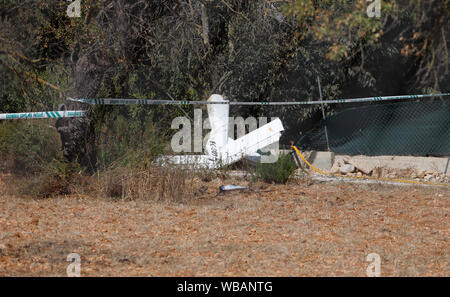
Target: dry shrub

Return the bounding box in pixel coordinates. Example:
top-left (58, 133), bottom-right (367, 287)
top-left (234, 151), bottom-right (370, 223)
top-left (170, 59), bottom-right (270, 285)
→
top-left (19, 174), bottom-right (70, 198)
top-left (104, 173), bottom-right (124, 198)
top-left (93, 165), bottom-right (196, 202)
top-left (155, 166), bottom-right (195, 202)
top-left (0, 121), bottom-right (61, 175)
top-left (17, 160), bottom-right (82, 198)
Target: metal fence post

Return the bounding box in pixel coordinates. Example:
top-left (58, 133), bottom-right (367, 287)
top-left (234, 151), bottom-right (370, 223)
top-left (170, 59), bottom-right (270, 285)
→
top-left (317, 76), bottom-right (330, 151)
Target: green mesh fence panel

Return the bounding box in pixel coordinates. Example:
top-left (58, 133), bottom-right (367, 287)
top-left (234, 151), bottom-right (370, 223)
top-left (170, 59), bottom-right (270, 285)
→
top-left (296, 99), bottom-right (450, 156)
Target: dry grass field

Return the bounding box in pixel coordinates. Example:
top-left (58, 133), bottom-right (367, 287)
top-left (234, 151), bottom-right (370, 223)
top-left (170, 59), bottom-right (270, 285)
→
top-left (0, 173), bottom-right (448, 276)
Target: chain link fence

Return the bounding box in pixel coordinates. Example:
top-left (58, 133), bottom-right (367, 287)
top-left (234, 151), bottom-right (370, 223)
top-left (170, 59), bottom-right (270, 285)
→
top-left (296, 98), bottom-right (449, 157)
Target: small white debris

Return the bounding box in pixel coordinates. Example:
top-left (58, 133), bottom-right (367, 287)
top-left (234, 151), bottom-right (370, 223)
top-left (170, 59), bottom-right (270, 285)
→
top-left (339, 164), bottom-right (355, 174)
top-left (219, 185), bottom-right (248, 192)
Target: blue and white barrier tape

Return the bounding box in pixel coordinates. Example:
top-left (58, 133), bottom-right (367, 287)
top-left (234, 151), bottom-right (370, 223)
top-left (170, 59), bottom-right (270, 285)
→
top-left (3, 93), bottom-right (448, 121)
top-left (0, 110), bottom-right (87, 120)
top-left (68, 93), bottom-right (450, 106)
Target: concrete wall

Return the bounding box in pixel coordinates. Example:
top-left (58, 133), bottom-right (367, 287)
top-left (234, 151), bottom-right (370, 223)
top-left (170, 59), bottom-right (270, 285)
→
top-left (303, 151), bottom-right (450, 175)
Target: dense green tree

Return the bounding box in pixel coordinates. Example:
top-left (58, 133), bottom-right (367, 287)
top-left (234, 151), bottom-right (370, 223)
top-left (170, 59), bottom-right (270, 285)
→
top-left (0, 0), bottom-right (448, 171)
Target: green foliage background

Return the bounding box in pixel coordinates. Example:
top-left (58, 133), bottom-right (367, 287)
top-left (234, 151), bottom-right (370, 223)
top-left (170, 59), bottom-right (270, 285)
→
top-left (0, 0), bottom-right (448, 175)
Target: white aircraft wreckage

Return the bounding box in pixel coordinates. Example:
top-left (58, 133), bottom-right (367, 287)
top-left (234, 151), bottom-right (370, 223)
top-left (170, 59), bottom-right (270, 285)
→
top-left (157, 94), bottom-right (285, 169)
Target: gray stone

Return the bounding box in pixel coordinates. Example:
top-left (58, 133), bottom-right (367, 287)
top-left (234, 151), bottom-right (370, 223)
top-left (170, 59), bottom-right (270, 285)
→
top-left (343, 158), bottom-right (375, 175)
top-left (339, 164), bottom-right (355, 174)
top-left (308, 151), bottom-right (335, 171)
top-left (333, 155), bottom-right (450, 175)
top-left (424, 174), bottom-right (434, 181)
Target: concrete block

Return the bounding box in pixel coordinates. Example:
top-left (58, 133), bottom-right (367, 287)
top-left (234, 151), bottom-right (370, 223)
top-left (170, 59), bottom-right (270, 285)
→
top-left (308, 151), bottom-right (335, 171)
top-left (334, 155), bottom-right (450, 174)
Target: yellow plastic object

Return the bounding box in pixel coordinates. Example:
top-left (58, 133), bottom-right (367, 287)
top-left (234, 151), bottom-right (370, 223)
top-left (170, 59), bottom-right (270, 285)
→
top-left (290, 145), bottom-right (449, 187)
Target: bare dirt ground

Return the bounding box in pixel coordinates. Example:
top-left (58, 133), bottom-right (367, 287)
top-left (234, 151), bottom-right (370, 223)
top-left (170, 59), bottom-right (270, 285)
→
top-left (0, 174), bottom-right (448, 276)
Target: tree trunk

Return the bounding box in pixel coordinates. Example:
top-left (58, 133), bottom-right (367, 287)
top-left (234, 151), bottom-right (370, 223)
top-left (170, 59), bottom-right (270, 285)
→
top-left (56, 52), bottom-right (107, 173)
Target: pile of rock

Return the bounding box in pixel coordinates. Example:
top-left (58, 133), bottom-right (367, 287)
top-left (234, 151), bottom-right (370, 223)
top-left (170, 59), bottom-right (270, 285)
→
top-left (330, 158), bottom-right (449, 183)
top-left (414, 171), bottom-right (450, 183)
